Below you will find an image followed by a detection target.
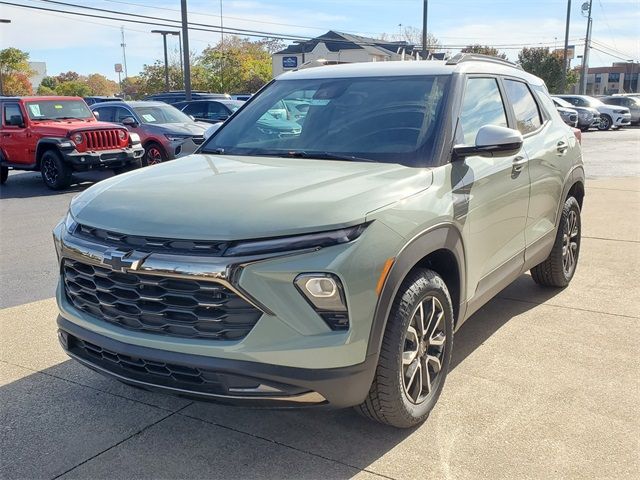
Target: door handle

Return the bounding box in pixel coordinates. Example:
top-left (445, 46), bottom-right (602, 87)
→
top-left (557, 141), bottom-right (568, 153)
top-left (512, 156), bottom-right (527, 172)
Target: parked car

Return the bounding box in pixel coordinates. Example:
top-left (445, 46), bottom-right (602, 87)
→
top-left (0, 96), bottom-right (143, 189)
top-left (551, 96), bottom-right (600, 131)
top-left (90, 100), bottom-right (209, 165)
top-left (231, 93), bottom-right (252, 101)
top-left (556, 94), bottom-right (631, 130)
top-left (144, 91), bottom-right (230, 105)
top-left (83, 96), bottom-right (121, 106)
top-left (556, 105), bottom-right (578, 127)
top-left (173, 99), bottom-right (245, 124)
top-left (54, 55), bottom-right (584, 428)
top-left (601, 95), bottom-right (640, 125)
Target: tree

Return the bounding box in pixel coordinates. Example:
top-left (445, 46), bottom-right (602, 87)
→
top-left (85, 73), bottom-right (119, 96)
top-left (121, 76), bottom-right (142, 99)
top-left (461, 44), bottom-right (507, 60)
top-left (55, 71), bottom-right (80, 83)
top-left (55, 80), bottom-right (91, 97)
top-left (0, 47), bottom-right (34, 95)
top-left (39, 76), bottom-right (58, 90)
top-left (36, 84), bottom-right (56, 95)
top-left (518, 47), bottom-right (565, 93)
top-left (399, 26), bottom-right (440, 51)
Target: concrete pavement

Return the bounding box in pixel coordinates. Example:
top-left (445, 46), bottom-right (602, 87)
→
top-left (1, 175), bottom-right (638, 479)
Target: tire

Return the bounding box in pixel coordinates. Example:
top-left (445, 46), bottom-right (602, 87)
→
top-left (0, 166), bottom-right (8, 185)
top-left (598, 114), bottom-right (612, 131)
top-left (142, 142), bottom-right (167, 166)
top-left (531, 196), bottom-right (581, 288)
top-left (355, 269), bottom-right (454, 428)
top-left (40, 150), bottom-right (73, 190)
top-left (113, 158), bottom-right (142, 175)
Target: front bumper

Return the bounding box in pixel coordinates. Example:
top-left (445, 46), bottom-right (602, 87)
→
top-left (61, 145), bottom-right (145, 170)
top-left (57, 315), bottom-right (377, 408)
top-left (577, 114), bottom-right (600, 130)
top-left (612, 113), bottom-right (631, 127)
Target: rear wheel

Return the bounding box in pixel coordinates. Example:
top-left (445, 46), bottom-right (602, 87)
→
top-left (142, 143), bottom-right (167, 166)
top-left (356, 269), bottom-right (454, 428)
top-left (40, 150), bottom-right (73, 190)
top-left (531, 196), bottom-right (581, 287)
top-left (598, 114), bottom-right (612, 131)
top-left (0, 166), bottom-right (8, 185)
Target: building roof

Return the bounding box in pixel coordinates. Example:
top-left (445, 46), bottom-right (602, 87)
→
top-left (274, 30), bottom-right (412, 56)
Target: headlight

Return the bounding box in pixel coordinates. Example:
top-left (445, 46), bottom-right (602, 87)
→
top-left (295, 273), bottom-right (349, 330)
top-left (71, 133), bottom-right (83, 144)
top-left (117, 130), bottom-right (127, 140)
top-left (165, 134), bottom-right (191, 141)
top-left (223, 223), bottom-right (369, 257)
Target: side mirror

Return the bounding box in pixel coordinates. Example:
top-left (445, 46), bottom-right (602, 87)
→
top-left (9, 115), bottom-right (25, 127)
top-left (92, 110), bottom-right (100, 119)
top-left (453, 125), bottom-right (523, 160)
top-left (121, 116), bottom-right (138, 127)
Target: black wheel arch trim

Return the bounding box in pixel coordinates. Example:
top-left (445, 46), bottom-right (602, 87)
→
top-left (36, 137), bottom-right (74, 166)
top-left (366, 223), bottom-right (467, 358)
top-left (556, 164), bottom-right (585, 229)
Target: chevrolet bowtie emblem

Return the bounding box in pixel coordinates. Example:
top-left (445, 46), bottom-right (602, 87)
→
top-left (101, 249), bottom-right (149, 272)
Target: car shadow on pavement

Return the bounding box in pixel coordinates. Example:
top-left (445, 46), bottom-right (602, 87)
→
top-left (0, 171), bottom-right (111, 199)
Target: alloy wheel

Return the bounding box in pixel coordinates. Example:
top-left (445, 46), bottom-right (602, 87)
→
top-left (146, 147), bottom-right (163, 165)
top-left (402, 296), bottom-right (447, 404)
top-left (42, 157), bottom-right (58, 185)
top-left (599, 116), bottom-right (611, 130)
top-left (562, 209), bottom-right (579, 276)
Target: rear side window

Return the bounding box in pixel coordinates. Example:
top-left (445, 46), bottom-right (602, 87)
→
top-left (183, 103), bottom-right (207, 117)
top-left (504, 80), bottom-right (542, 134)
top-left (459, 78), bottom-right (508, 144)
top-left (3, 104), bottom-right (24, 126)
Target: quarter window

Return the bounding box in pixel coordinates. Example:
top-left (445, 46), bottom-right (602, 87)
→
top-left (504, 80), bottom-right (542, 134)
top-left (459, 78), bottom-right (508, 145)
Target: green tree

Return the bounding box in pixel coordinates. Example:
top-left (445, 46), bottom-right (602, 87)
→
top-left (39, 76), bottom-right (58, 90)
top-left (518, 47), bottom-right (565, 93)
top-left (461, 44), bottom-right (508, 60)
top-left (36, 84), bottom-right (57, 95)
top-left (0, 47), bottom-right (34, 95)
top-left (85, 73), bottom-right (119, 96)
top-left (55, 80), bottom-right (91, 96)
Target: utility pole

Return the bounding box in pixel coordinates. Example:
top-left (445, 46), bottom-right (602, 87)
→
top-left (219, 0), bottom-right (224, 92)
top-left (421, 0), bottom-right (428, 59)
top-left (120, 27), bottom-right (128, 79)
top-left (561, 0), bottom-right (571, 93)
top-left (181, 0), bottom-right (191, 100)
top-left (579, 0), bottom-right (593, 95)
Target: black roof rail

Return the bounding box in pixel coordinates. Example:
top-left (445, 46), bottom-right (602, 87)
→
top-left (446, 53), bottom-right (521, 69)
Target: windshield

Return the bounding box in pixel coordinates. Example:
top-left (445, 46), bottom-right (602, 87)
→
top-left (133, 104), bottom-right (192, 124)
top-left (222, 101), bottom-right (244, 112)
top-left (25, 100), bottom-right (93, 121)
top-left (552, 97), bottom-right (572, 108)
top-left (202, 75), bottom-right (450, 166)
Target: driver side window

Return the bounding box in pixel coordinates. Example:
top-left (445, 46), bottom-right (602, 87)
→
top-left (459, 78), bottom-right (508, 145)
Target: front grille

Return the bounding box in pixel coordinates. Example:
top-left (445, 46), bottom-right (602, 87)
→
top-left (84, 129), bottom-right (123, 150)
top-left (63, 259), bottom-right (261, 340)
top-left (74, 223), bottom-right (228, 256)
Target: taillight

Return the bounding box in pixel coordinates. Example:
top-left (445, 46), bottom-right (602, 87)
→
top-left (572, 128), bottom-right (582, 144)
top-left (117, 130), bottom-right (127, 140)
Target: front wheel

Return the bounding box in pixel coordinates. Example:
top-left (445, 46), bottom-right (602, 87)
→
top-left (0, 166), bottom-right (8, 185)
top-left (142, 143), bottom-right (167, 166)
top-left (40, 150), bottom-right (73, 190)
top-left (598, 114), bottom-right (612, 131)
top-left (531, 196), bottom-right (581, 287)
top-left (356, 269), bottom-right (454, 428)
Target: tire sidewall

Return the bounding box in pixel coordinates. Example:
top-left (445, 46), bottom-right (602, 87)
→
top-left (560, 197), bottom-right (582, 282)
top-left (40, 150), bottom-right (71, 190)
top-left (598, 115), bottom-right (612, 130)
top-left (143, 143), bottom-right (166, 167)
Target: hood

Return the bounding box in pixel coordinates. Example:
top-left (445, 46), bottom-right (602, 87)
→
top-left (153, 122), bottom-right (209, 136)
top-left (32, 119), bottom-right (124, 136)
top-left (572, 106), bottom-right (599, 115)
top-left (557, 107), bottom-right (577, 115)
top-left (71, 154), bottom-right (432, 240)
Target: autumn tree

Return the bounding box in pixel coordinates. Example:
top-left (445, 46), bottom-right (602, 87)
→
top-left (55, 80), bottom-right (91, 96)
top-left (0, 47), bottom-right (34, 95)
top-left (461, 44), bottom-right (507, 60)
top-left (85, 73), bottom-right (119, 96)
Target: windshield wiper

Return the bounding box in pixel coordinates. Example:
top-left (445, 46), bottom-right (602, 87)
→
top-left (283, 151), bottom-right (376, 163)
top-left (57, 116), bottom-right (88, 121)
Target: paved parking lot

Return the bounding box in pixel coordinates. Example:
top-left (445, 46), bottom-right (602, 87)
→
top-left (1, 128), bottom-right (639, 479)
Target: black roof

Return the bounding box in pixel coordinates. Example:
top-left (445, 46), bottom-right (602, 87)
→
top-left (274, 30), bottom-right (413, 56)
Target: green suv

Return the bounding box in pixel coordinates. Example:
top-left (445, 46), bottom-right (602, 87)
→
top-left (54, 54), bottom-right (584, 428)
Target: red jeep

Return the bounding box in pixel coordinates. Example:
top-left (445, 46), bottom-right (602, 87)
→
top-left (0, 96), bottom-right (144, 189)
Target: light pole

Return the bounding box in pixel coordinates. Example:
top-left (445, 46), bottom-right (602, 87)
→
top-left (151, 30), bottom-right (180, 92)
top-left (181, 0), bottom-right (191, 101)
top-left (579, 0), bottom-right (593, 95)
top-left (561, 0), bottom-right (571, 93)
top-left (421, 0), bottom-right (428, 59)
top-left (0, 19), bottom-right (11, 96)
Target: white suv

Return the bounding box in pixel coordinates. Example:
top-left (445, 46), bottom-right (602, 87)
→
top-left (557, 95), bottom-right (631, 130)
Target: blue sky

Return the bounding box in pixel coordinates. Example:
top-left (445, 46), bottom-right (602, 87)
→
top-left (2, 0), bottom-right (639, 82)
